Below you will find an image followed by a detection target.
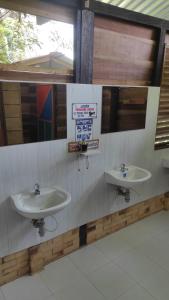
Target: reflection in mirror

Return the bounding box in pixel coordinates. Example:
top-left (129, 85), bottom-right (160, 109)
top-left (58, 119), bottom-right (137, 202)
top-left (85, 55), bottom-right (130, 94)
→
top-left (101, 86), bottom-right (148, 134)
top-left (0, 7), bottom-right (74, 82)
top-left (0, 82), bottom-right (67, 146)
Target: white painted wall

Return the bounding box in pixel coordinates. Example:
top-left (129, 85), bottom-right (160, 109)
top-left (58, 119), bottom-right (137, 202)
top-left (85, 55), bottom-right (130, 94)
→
top-left (0, 84), bottom-right (168, 257)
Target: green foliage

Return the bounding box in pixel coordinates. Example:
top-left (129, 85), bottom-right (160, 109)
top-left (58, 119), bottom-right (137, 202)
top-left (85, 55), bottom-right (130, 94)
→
top-left (0, 10), bottom-right (41, 64)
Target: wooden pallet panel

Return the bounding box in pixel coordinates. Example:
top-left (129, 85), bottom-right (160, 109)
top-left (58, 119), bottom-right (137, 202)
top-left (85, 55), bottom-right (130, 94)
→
top-left (93, 16), bottom-right (156, 86)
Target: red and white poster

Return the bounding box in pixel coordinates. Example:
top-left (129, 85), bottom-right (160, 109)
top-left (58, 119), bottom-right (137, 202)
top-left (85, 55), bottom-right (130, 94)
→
top-left (72, 103), bottom-right (97, 120)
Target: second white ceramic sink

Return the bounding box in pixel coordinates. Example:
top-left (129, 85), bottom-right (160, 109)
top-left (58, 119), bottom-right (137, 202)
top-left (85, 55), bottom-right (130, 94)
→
top-left (10, 186), bottom-right (71, 219)
top-left (105, 165), bottom-right (152, 188)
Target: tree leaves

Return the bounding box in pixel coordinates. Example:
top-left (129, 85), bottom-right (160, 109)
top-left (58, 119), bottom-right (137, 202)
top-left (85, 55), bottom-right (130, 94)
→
top-left (0, 9), bottom-right (41, 63)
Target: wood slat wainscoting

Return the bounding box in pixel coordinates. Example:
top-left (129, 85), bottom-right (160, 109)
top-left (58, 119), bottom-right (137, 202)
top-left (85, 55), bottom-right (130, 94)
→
top-left (93, 16), bottom-right (157, 86)
top-left (155, 41), bottom-right (169, 149)
top-left (1, 193), bottom-right (169, 286)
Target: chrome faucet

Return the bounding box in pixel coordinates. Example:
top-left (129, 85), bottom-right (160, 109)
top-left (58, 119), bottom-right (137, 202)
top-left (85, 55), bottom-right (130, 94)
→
top-left (120, 163), bottom-right (128, 173)
top-left (34, 183), bottom-right (40, 195)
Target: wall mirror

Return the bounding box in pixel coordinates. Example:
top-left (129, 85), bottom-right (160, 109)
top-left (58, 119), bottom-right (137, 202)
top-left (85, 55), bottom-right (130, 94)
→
top-left (0, 82), bottom-right (67, 146)
top-left (101, 86), bottom-right (148, 134)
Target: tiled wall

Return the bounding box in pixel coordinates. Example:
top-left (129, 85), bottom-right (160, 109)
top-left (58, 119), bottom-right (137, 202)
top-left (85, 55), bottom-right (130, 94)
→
top-left (0, 84), bottom-right (168, 258)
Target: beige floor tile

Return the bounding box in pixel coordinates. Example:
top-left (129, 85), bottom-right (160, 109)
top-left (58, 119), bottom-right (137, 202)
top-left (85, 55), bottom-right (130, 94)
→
top-left (87, 261), bottom-right (136, 300)
top-left (69, 244), bottom-right (110, 274)
top-left (39, 256), bottom-right (86, 293)
top-left (1, 274), bottom-right (51, 300)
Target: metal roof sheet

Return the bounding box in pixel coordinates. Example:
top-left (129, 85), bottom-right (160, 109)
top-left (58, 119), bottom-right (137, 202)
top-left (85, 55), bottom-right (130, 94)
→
top-left (98, 0), bottom-right (169, 21)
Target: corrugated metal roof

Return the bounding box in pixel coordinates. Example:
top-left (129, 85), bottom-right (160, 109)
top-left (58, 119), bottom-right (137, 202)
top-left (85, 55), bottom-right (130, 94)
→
top-left (98, 0), bottom-right (169, 21)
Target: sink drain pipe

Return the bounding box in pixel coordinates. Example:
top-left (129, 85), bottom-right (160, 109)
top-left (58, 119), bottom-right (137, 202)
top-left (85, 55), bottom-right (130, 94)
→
top-left (32, 216), bottom-right (58, 237)
top-left (117, 187), bottom-right (130, 202)
top-left (32, 219), bottom-right (45, 237)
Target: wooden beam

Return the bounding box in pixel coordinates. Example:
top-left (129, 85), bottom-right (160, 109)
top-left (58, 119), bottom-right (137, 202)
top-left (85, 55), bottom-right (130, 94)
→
top-left (41, 0), bottom-right (79, 9)
top-left (0, 0), bottom-right (75, 24)
top-left (94, 1), bottom-right (165, 29)
top-left (152, 27), bottom-right (166, 86)
top-left (0, 70), bottom-right (73, 83)
top-left (0, 64), bottom-right (73, 75)
top-left (43, 0), bottom-right (169, 31)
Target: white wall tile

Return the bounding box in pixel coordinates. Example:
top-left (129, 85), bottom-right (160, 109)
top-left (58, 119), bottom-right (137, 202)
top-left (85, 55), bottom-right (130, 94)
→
top-left (0, 84), bottom-right (167, 257)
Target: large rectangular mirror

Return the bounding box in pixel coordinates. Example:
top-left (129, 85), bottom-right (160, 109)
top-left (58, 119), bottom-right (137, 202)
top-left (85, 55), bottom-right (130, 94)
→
top-left (0, 82), bottom-right (67, 146)
top-left (101, 86), bottom-right (148, 134)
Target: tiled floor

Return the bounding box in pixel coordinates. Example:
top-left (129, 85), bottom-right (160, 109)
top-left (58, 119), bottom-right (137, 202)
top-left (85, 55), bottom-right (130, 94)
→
top-left (2, 211), bottom-right (169, 300)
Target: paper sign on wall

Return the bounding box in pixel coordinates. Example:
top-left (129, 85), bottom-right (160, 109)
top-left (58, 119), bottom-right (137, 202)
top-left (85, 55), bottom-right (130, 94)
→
top-left (72, 103), bottom-right (97, 119)
top-left (75, 119), bottom-right (93, 141)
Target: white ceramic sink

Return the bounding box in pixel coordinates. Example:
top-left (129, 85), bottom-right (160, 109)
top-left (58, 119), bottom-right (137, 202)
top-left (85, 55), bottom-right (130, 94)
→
top-left (105, 165), bottom-right (152, 188)
top-left (10, 186), bottom-right (71, 219)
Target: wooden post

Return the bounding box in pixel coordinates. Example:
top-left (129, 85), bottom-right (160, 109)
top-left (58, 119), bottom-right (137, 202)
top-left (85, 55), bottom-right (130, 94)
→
top-left (75, 0), bottom-right (94, 83)
top-left (152, 27), bottom-right (166, 86)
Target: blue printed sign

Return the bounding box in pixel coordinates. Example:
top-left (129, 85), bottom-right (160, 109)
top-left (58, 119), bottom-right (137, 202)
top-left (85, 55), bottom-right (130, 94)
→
top-left (75, 119), bottom-right (93, 141)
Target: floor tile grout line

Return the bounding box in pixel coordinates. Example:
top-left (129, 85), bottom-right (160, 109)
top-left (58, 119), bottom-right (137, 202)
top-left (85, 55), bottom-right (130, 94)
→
top-left (67, 255), bottom-right (108, 299)
top-left (136, 281), bottom-right (160, 300)
top-left (0, 287), bottom-right (7, 300)
top-left (130, 237), bottom-right (169, 277)
top-left (92, 231), bottom-right (135, 255)
top-left (68, 246), bottom-right (112, 274)
top-left (38, 255), bottom-right (106, 299)
top-left (108, 282), bottom-right (138, 300)
top-left (114, 260), bottom-right (163, 300)
top-left (67, 213), bottom-right (169, 299)
top-left (36, 273), bottom-right (59, 297)
top-left (69, 251), bottom-right (140, 300)
top-left (114, 284), bottom-right (158, 300)
top-left (89, 216), bottom-right (169, 266)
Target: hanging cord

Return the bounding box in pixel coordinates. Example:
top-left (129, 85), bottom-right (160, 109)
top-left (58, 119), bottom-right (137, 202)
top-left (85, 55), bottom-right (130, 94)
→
top-left (130, 187), bottom-right (140, 198)
top-left (77, 154), bottom-right (81, 172)
top-left (76, 154), bottom-right (90, 172)
top-left (44, 215), bottom-right (58, 232)
top-left (86, 156), bottom-right (89, 169)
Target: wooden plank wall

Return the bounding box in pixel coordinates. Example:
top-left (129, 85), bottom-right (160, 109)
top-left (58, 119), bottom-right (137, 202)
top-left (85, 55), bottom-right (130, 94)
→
top-left (117, 87), bottom-right (148, 131)
top-left (53, 85), bottom-right (67, 139)
top-left (154, 36), bottom-right (169, 149)
top-left (102, 87), bottom-right (148, 133)
top-left (2, 82), bottom-right (23, 145)
top-left (21, 83), bottom-right (37, 144)
top-left (0, 87), bottom-right (6, 146)
top-left (93, 16), bottom-right (157, 86)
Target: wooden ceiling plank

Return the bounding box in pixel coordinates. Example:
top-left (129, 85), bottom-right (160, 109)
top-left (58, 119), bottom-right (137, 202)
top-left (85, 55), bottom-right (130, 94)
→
top-left (0, 0), bottom-right (75, 24)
